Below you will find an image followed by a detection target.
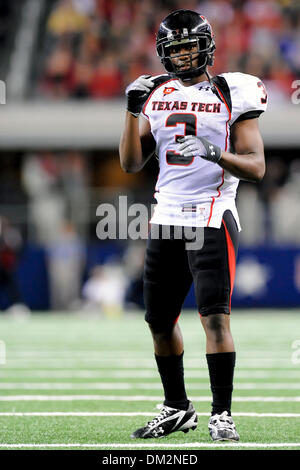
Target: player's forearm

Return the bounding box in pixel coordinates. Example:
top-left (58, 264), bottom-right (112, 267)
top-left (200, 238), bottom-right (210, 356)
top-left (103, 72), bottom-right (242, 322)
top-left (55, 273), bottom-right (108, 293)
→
top-left (218, 151), bottom-right (265, 183)
top-left (119, 112), bottom-right (144, 173)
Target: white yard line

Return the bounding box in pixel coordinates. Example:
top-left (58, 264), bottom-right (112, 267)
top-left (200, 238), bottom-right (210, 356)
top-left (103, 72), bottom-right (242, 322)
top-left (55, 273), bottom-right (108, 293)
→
top-left (6, 351), bottom-right (289, 358)
top-left (0, 443), bottom-right (299, 449)
top-left (2, 360), bottom-right (297, 368)
top-left (3, 357), bottom-right (293, 363)
top-left (0, 411), bottom-right (299, 417)
top-left (0, 395), bottom-right (299, 402)
top-left (1, 382), bottom-right (300, 390)
top-left (0, 370), bottom-right (300, 379)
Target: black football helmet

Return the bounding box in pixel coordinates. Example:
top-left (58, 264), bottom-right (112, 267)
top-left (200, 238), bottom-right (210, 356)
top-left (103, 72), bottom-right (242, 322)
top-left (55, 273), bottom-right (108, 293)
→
top-left (156, 10), bottom-right (215, 81)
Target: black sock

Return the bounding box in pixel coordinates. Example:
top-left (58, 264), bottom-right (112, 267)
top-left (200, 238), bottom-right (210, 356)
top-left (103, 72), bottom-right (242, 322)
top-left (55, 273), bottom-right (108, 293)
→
top-left (155, 352), bottom-right (189, 411)
top-left (206, 351), bottom-right (236, 416)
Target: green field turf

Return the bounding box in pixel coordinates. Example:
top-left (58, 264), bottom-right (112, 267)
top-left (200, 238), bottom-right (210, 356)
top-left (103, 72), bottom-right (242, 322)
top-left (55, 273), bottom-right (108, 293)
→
top-left (0, 310), bottom-right (300, 450)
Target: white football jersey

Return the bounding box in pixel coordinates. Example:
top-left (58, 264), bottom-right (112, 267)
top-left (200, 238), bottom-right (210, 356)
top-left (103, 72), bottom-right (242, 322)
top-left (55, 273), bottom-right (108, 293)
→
top-left (141, 72), bottom-right (267, 229)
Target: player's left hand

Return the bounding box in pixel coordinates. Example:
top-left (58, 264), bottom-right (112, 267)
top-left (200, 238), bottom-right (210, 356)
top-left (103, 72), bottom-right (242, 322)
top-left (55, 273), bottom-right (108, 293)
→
top-left (178, 135), bottom-right (222, 163)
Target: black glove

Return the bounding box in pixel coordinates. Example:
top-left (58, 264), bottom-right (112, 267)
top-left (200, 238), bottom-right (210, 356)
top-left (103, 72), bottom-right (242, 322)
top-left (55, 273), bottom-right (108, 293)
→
top-left (125, 75), bottom-right (155, 117)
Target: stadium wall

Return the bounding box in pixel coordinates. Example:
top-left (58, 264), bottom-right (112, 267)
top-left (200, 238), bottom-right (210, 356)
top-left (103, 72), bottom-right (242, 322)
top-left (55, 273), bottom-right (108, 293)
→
top-left (0, 244), bottom-right (299, 310)
top-left (0, 101), bottom-right (298, 149)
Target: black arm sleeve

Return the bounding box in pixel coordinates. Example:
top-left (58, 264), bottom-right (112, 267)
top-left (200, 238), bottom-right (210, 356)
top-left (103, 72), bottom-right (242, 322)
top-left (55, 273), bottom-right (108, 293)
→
top-left (234, 110), bottom-right (263, 123)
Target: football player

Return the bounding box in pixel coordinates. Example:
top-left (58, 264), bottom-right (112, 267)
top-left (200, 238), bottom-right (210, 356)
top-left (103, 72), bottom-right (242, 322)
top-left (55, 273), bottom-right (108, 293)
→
top-left (119, 9), bottom-right (267, 441)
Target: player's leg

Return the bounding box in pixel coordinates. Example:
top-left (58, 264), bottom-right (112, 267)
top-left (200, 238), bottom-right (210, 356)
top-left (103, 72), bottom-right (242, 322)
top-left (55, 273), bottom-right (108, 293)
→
top-left (131, 225), bottom-right (197, 438)
top-left (149, 320), bottom-right (183, 356)
top-left (188, 210), bottom-right (239, 440)
top-left (148, 322), bottom-right (187, 411)
top-left (200, 313), bottom-right (238, 440)
top-left (144, 225), bottom-right (193, 409)
top-left (201, 313), bottom-right (234, 353)
top-left (201, 312), bottom-right (235, 413)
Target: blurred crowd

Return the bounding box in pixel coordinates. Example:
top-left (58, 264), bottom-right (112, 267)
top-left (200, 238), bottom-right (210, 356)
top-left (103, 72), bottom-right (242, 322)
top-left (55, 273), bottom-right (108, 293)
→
top-left (2, 1), bottom-right (300, 312)
top-left (0, 151), bottom-right (147, 312)
top-left (37, 0), bottom-right (300, 100)
top-left (1, 149), bottom-right (300, 246)
top-left (0, 215), bottom-right (28, 313)
top-left (0, 149), bottom-right (299, 312)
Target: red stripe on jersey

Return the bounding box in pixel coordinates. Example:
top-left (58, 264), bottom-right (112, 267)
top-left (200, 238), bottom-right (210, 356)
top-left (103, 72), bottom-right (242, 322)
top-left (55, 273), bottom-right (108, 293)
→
top-left (153, 166), bottom-right (160, 198)
top-left (213, 83), bottom-right (231, 151)
top-left (207, 196), bottom-right (215, 227)
top-left (142, 78), bottom-right (177, 119)
top-left (223, 218), bottom-right (236, 312)
top-left (173, 312), bottom-right (181, 324)
top-left (207, 169), bottom-right (225, 226)
top-left (207, 82), bottom-right (231, 226)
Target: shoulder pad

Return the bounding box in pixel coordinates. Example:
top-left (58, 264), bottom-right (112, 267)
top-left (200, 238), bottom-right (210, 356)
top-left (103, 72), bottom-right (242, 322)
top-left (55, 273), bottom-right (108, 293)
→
top-left (211, 75), bottom-right (232, 113)
top-left (152, 74), bottom-right (172, 90)
top-left (219, 72), bottom-right (267, 124)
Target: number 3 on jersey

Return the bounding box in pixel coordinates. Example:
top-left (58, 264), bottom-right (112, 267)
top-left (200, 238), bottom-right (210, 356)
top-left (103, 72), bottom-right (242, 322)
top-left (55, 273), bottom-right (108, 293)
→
top-left (257, 81), bottom-right (267, 104)
top-left (165, 113), bottom-right (197, 165)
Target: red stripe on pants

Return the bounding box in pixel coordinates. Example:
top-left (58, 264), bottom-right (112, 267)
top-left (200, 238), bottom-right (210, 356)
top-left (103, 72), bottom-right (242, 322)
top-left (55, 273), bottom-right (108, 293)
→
top-left (222, 219), bottom-right (236, 312)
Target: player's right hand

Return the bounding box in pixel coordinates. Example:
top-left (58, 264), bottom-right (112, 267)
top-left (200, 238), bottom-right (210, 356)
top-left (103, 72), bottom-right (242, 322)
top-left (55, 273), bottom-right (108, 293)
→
top-left (125, 75), bottom-right (155, 117)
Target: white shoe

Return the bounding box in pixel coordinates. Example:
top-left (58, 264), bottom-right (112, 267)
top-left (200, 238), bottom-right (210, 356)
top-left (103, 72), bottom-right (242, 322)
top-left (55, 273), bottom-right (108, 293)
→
top-left (208, 411), bottom-right (240, 441)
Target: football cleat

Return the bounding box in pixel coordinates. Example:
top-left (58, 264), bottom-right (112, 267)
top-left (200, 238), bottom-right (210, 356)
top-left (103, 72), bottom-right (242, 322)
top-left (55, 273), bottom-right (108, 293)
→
top-left (208, 411), bottom-right (240, 441)
top-left (130, 401), bottom-right (198, 438)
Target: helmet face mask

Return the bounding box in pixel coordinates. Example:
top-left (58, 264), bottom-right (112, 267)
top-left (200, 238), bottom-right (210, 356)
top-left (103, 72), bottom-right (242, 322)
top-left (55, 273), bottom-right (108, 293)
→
top-left (156, 10), bottom-right (215, 81)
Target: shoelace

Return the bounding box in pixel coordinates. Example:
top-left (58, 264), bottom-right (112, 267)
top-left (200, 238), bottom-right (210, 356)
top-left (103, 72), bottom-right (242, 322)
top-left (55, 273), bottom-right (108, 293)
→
top-left (146, 404), bottom-right (171, 429)
top-left (211, 411), bottom-right (235, 429)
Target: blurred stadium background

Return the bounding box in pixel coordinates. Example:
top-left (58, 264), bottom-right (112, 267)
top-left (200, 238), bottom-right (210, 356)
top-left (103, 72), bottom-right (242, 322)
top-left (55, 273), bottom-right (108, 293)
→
top-left (0, 0), bottom-right (300, 451)
top-left (0, 0), bottom-right (299, 313)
